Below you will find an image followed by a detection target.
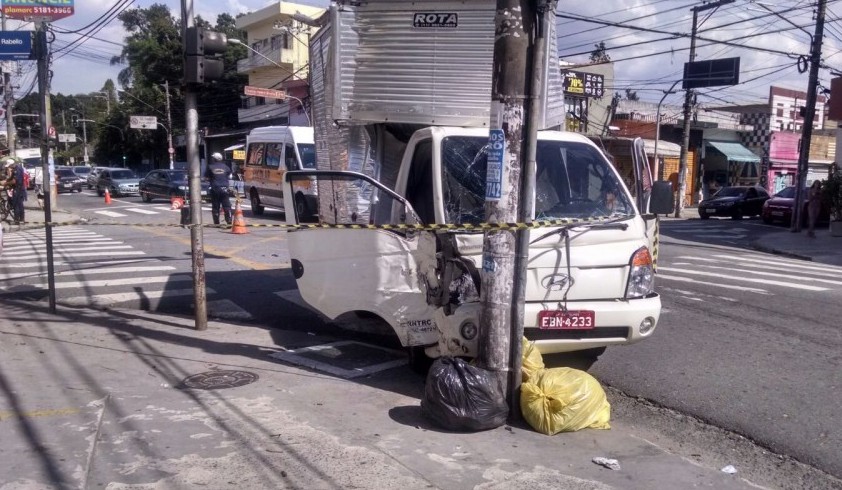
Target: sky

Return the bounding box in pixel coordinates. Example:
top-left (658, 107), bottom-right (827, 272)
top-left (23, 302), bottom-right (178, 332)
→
top-left (5, 0), bottom-right (842, 111)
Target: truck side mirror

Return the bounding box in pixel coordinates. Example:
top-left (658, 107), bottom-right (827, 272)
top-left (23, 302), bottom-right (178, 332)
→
top-left (650, 181), bottom-right (674, 215)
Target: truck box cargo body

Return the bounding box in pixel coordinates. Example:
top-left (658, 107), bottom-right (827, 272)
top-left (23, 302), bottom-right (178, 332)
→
top-left (283, 0), bottom-right (672, 364)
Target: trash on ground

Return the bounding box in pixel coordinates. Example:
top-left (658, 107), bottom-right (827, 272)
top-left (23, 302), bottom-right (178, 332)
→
top-left (521, 367), bottom-right (611, 435)
top-left (592, 457), bottom-right (621, 471)
top-left (521, 337), bottom-right (544, 382)
top-left (420, 357), bottom-right (508, 432)
top-left (721, 465), bottom-right (737, 474)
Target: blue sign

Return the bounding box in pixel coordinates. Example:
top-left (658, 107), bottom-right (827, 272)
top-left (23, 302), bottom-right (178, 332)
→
top-left (485, 129), bottom-right (504, 201)
top-left (0, 32), bottom-right (33, 60)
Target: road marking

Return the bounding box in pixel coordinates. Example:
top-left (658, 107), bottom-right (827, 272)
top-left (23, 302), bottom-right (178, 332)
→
top-left (687, 262), bottom-right (842, 285)
top-left (0, 274), bottom-right (192, 292)
top-left (124, 207), bottom-right (160, 215)
top-left (1, 240), bottom-right (122, 251)
top-left (0, 266), bottom-right (176, 281)
top-left (0, 261), bottom-right (68, 268)
top-left (63, 287), bottom-right (216, 306)
top-left (658, 274), bottom-right (769, 294)
top-left (1, 245), bottom-right (133, 256)
top-left (6, 251), bottom-right (146, 261)
top-left (658, 267), bottom-right (829, 291)
top-left (709, 254), bottom-right (842, 273)
top-left (94, 210), bottom-right (127, 218)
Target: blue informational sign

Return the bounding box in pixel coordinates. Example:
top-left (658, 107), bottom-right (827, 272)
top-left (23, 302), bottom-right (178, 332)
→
top-left (0, 31), bottom-right (33, 60)
top-left (485, 129), bottom-right (504, 201)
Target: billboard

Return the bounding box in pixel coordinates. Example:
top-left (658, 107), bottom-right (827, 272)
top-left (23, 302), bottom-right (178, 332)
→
top-left (683, 57), bottom-right (740, 89)
top-left (562, 70), bottom-right (604, 98)
top-left (2, 0), bottom-right (74, 21)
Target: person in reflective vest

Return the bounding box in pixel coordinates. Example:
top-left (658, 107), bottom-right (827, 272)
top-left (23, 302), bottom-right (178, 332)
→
top-left (204, 152), bottom-right (232, 225)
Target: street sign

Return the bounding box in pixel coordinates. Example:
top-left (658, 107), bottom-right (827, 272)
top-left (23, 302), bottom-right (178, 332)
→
top-left (0, 32), bottom-right (33, 60)
top-left (168, 147), bottom-right (175, 154)
top-left (130, 115), bottom-right (157, 129)
top-left (58, 133), bottom-right (75, 143)
top-left (2, 0), bottom-right (74, 21)
top-left (232, 150), bottom-right (245, 160)
top-left (244, 85), bottom-right (286, 100)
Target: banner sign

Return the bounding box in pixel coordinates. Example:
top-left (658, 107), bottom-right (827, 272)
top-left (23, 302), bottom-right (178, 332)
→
top-left (563, 71), bottom-right (605, 98)
top-left (2, 0), bottom-right (74, 21)
top-left (130, 115), bottom-right (157, 129)
top-left (244, 85), bottom-right (286, 100)
top-left (683, 57), bottom-right (740, 89)
top-left (0, 31), bottom-right (33, 60)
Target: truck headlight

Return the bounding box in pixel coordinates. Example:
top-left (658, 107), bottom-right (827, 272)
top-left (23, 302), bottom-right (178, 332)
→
top-left (626, 246), bottom-right (655, 299)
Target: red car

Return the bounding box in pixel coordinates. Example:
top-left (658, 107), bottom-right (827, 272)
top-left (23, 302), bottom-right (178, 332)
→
top-left (761, 186), bottom-right (830, 225)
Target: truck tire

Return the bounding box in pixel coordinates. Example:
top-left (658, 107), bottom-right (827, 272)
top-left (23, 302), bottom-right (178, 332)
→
top-left (408, 346), bottom-right (434, 375)
top-left (250, 190), bottom-right (264, 216)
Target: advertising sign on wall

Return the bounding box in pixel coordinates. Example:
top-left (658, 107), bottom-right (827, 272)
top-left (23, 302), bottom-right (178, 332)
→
top-left (563, 71), bottom-right (605, 98)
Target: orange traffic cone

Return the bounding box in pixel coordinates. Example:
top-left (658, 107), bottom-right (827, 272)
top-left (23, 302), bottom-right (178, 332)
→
top-left (231, 200), bottom-right (247, 234)
top-left (104, 189), bottom-right (112, 204)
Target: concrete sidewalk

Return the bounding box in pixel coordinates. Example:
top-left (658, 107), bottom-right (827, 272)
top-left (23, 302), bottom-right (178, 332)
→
top-left (0, 300), bottom-right (784, 490)
top-left (2, 205), bottom-right (841, 489)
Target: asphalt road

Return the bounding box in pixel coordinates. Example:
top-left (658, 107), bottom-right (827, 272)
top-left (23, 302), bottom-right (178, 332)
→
top-left (591, 217), bottom-right (842, 480)
top-left (3, 193), bottom-right (841, 481)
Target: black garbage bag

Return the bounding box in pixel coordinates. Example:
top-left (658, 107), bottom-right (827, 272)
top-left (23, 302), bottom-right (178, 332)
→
top-left (421, 357), bottom-right (509, 431)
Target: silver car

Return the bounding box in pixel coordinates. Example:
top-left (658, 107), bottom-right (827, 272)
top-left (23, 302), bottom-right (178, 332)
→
top-left (97, 168), bottom-right (141, 197)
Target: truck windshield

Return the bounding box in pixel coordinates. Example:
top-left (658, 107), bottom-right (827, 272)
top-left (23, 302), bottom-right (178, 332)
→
top-left (440, 137), bottom-right (634, 224)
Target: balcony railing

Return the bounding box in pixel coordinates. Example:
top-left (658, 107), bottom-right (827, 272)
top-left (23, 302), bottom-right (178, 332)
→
top-left (236, 45), bottom-right (296, 73)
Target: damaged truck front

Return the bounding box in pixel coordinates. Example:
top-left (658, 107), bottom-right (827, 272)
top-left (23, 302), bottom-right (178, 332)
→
top-left (282, 0), bottom-right (674, 368)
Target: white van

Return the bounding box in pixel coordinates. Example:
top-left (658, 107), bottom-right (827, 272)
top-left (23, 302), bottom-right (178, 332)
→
top-left (242, 126), bottom-right (316, 217)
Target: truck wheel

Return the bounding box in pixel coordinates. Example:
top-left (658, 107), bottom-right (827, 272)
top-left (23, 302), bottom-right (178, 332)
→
top-left (250, 191), bottom-right (264, 215)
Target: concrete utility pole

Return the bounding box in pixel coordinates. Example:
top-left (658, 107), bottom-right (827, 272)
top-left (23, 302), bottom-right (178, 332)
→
top-left (2, 12), bottom-right (15, 155)
top-left (792, 0), bottom-right (827, 232)
top-left (181, 0), bottom-right (208, 330)
top-left (36, 22), bottom-right (57, 313)
top-left (479, 0), bottom-right (542, 417)
top-left (676, 0), bottom-right (734, 217)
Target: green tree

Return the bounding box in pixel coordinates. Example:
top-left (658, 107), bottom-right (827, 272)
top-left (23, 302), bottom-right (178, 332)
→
top-left (590, 42), bottom-right (610, 63)
top-left (624, 88), bottom-right (639, 101)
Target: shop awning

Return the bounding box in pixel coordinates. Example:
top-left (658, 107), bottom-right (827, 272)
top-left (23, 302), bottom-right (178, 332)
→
top-left (643, 139), bottom-right (681, 158)
top-left (706, 141), bottom-right (760, 163)
top-left (223, 143), bottom-right (244, 152)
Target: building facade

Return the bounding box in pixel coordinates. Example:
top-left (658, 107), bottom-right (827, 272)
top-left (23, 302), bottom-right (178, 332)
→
top-left (234, 2), bottom-right (324, 127)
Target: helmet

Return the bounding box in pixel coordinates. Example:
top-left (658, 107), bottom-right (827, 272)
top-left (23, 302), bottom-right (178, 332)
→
top-left (3, 158), bottom-right (16, 168)
top-left (211, 152), bottom-right (223, 161)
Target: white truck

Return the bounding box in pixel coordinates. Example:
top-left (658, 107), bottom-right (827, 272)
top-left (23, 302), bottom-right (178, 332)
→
top-left (280, 0), bottom-right (673, 367)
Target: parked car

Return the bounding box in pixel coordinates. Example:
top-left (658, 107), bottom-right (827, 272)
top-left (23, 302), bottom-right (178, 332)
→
top-left (139, 169), bottom-right (209, 202)
top-left (54, 167), bottom-right (85, 193)
top-left (70, 166), bottom-right (92, 180)
top-left (87, 167), bottom-right (109, 189)
top-left (698, 186), bottom-right (770, 220)
top-left (761, 185), bottom-right (830, 225)
top-left (97, 168), bottom-right (140, 197)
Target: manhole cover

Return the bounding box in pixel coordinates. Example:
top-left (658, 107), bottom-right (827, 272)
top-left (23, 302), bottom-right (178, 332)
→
top-left (181, 370), bottom-right (259, 390)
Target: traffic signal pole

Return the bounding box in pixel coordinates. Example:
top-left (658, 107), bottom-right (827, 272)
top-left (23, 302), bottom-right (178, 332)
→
top-left (181, 0), bottom-right (208, 330)
top-left (35, 22), bottom-right (56, 313)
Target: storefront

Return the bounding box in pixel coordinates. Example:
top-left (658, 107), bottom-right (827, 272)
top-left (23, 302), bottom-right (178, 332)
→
top-left (701, 140), bottom-right (761, 198)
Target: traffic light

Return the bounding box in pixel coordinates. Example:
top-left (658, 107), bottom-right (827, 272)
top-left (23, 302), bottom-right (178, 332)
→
top-left (71, 114), bottom-right (78, 127)
top-left (184, 27), bottom-right (227, 85)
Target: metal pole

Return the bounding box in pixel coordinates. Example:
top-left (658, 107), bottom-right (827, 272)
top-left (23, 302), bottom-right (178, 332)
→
top-left (792, 0), bottom-right (827, 232)
top-left (36, 23), bottom-right (56, 313)
top-left (676, 0), bottom-right (734, 217)
top-left (2, 11), bottom-right (15, 155)
top-left (82, 120), bottom-right (88, 162)
top-left (181, 0), bottom-right (207, 330)
top-left (655, 80), bottom-right (682, 183)
top-left (479, 0), bottom-right (535, 416)
top-left (165, 80), bottom-right (174, 170)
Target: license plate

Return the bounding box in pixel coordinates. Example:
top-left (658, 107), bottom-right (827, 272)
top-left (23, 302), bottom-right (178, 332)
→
top-left (201, 191), bottom-right (207, 196)
top-left (706, 208), bottom-right (716, 213)
top-left (771, 211), bottom-right (783, 216)
top-left (537, 310), bottom-right (595, 330)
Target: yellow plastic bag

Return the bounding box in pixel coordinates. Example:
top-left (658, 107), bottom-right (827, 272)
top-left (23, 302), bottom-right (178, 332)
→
top-left (521, 367), bottom-right (611, 435)
top-left (521, 337), bottom-right (544, 382)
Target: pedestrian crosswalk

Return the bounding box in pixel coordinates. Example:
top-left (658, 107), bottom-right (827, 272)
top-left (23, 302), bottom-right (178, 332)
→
top-left (0, 227), bottom-right (213, 309)
top-left (88, 202), bottom-right (253, 219)
top-left (660, 221), bottom-right (751, 243)
top-left (658, 250), bottom-right (842, 295)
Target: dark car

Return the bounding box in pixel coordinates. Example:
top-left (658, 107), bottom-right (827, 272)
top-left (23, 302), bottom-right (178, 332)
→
top-left (761, 185), bottom-right (830, 225)
top-left (139, 169), bottom-right (209, 203)
top-left (54, 167), bottom-right (85, 193)
top-left (698, 186), bottom-right (770, 220)
top-left (97, 168), bottom-right (140, 197)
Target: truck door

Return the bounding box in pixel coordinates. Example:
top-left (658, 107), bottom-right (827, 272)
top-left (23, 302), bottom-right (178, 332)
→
top-left (632, 137), bottom-right (660, 267)
top-left (282, 170), bottom-right (441, 348)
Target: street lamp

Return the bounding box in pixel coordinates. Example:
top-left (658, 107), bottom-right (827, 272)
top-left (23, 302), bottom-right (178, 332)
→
top-left (653, 79), bottom-right (683, 183)
top-left (227, 38), bottom-right (311, 126)
top-left (70, 108), bottom-right (89, 163)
